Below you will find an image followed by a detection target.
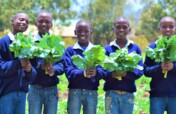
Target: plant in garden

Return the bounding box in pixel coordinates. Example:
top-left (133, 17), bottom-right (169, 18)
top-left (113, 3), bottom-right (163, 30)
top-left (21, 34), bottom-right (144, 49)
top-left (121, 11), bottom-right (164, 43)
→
top-left (146, 35), bottom-right (176, 78)
top-left (71, 45), bottom-right (106, 69)
top-left (102, 48), bottom-right (141, 80)
top-left (10, 32), bottom-right (37, 58)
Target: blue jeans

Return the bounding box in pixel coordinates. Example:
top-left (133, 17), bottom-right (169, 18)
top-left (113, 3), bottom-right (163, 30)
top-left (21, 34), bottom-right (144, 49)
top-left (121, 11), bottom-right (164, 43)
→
top-left (105, 91), bottom-right (134, 114)
top-left (150, 97), bottom-right (176, 114)
top-left (0, 91), bottom-right (26, 114)
top-left (67, 89), bottom-right (98, 114)
top-left (28, 85), bottom-right (58, 114)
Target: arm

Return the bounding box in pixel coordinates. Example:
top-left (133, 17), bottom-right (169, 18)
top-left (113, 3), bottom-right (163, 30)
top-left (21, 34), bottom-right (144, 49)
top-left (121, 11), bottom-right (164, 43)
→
top-left (123, 46), bottom-right (144, 81)
top-left (0, 53), bottom-right (21, 77)
top-left (64, 47), bottom-right (84, 83)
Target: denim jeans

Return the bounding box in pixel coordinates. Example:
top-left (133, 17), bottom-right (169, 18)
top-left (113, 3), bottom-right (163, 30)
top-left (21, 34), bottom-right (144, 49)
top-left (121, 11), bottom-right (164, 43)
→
top-left (105, 91), bottom-right (134, 114)
top-left (28, 85), bottom-right (58, 114)
top-left (0, 91), bottom-right (26, 114)
top-left (67, 89), bottom-right (98, 114)
top-left (150, 97), bottom-right (176, 114)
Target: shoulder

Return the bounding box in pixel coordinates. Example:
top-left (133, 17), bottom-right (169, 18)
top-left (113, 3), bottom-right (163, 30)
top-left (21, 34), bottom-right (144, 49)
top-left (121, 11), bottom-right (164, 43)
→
top-left (65, 46), bottom-right (74, 51)
top-left (148, 42), bottom-right (156, 48)
top-left (104, 44), bottom-right (111, 49)
top-left (0, 35), bottom-right (9, 42)
top-left (0, 35), bottom-right (10, 48)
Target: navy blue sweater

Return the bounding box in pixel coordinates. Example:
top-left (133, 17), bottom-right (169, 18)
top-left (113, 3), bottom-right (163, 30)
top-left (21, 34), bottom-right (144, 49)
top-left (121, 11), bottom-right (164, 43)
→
top-left (30, 57), bottom-right (64, 87)
top-left (0, 35), bottom-right (37, 97)
top-left (144, 42), bottom-right (176, 97)
top-left (63, 43), bottom-right (105, 90)
top-left (104, 40), bottom-right (143, 93)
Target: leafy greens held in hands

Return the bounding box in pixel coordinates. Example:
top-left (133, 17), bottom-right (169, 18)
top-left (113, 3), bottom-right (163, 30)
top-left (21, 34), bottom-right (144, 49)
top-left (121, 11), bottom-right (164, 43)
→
top-left (102, 48), bottom-right (141, 80)
top-left (146, 35), bottom-right (176, 78)
top-left (10, 32), bottom-right (37, 59)
top-left (71, 45), bottom-right (106, 70)
top-left (36, 33), bottom-right (65, 63)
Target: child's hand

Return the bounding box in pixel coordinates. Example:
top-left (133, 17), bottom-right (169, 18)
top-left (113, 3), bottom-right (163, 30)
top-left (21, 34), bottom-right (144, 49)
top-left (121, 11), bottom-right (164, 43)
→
top-left (20, 58), bottom-right (32, 72)
top-left (112, 71), bottom-right (126, 78)
top-left (41, 61), bottom-right (54, 76)
top-left (84, 68), bottom-right (97, 78)
top-left (161, 62), bottom-right (174, 71)
top-left (112, 71), bottom-right (126, 80)
top-left (45, 64), bottom-right (54, 76)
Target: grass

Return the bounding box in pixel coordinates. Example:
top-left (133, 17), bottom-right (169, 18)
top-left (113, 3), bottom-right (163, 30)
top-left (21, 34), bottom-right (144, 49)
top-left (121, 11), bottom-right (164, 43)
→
top-left (25, 75), bottom-right (151, 114)
top-left (57, 75), bottom-right (151, 114)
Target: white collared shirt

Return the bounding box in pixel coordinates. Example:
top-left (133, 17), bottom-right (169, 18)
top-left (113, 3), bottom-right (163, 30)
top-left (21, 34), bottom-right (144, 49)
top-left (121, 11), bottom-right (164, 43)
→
top-left (8, 32), bottom-right (15, 41)
top-left (110, 39), bottom-right (134, 49)
top-left (34, 33), bottom-right (42, 41)
top-left (73, 41), bottom-right (94, 51)
top-left (33, 32), bottom-right (52, 41)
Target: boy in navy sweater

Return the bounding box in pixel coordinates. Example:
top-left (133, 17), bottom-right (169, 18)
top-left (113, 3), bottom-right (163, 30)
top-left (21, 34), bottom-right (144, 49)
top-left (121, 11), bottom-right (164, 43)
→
top-left (28, 11), bottom-right (64, 114)
top-left (64, 20), bottom-right (105, 114)
top-left (0, 13), bottom-right (36, 114)
top-left (144, 16), bottom-right (176, 114)
top-left (104, 16), bottom-right (143, 114)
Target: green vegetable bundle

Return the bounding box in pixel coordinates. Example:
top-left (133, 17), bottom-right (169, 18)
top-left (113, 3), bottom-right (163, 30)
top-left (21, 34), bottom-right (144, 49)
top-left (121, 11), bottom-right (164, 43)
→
top-left (102, 48), bottom-right (141, 80)
top-left (10, 32), bottom-right (65, 63)
top-left (10, 32), bottom-right (37, 59)
top-left (71, 45), bottom-right (106, 70)
top-left (35, 33), bottom-right (65, 63)
top-left (146, 35), bottom-right (176, 78)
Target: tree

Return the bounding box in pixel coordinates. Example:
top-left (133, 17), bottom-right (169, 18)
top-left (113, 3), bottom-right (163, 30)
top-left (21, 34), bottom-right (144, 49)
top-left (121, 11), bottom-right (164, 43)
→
top-left (80, 0), bottom-right (137, 46)
top-left (0, 0), bottom-right (76, 31)
top-left (138, 0), bottom-right (176, 42)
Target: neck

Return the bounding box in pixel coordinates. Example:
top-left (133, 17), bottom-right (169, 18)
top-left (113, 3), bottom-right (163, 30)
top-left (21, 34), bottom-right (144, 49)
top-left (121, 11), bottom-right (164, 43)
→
top-left (39, 32), bottom-right (49, 38)
top-left (116, 38), bottom-right (127, 48)
top-left (78, 41), bottom-right (89, 47)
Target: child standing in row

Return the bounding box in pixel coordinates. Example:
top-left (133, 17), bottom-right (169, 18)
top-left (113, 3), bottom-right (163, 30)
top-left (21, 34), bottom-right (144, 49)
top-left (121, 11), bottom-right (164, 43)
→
top-left (103, 16), bottom-right (143, 114)
top-left (144, 16), bottom-right (176, 114)
top-left (28, 11), bottom-right (64, 114)
top-left (0, 13), bottom-right (36, 114)
top-left (64, 20), bottom-right (105, 114)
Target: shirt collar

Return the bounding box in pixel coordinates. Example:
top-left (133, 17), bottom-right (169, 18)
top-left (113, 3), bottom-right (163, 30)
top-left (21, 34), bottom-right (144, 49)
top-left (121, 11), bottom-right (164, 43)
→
top-left (73, 41), bottom-right (94, 51)
top-left (34, 32), bottom-right (52, 41)
top-left (8, 32), bottom-right (15, 41)
top-left (110, 39), bottom-right (134, 49)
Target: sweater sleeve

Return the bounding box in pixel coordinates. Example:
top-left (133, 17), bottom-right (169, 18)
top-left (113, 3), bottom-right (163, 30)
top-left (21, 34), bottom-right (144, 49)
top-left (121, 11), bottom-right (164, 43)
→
top-left (64, 47), bottom-right (84, 83)
top-left (0, 57), bottom-right (21, 77)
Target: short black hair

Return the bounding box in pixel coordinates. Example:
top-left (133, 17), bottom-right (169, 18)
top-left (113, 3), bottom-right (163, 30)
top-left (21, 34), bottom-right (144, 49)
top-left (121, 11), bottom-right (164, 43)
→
top-left (114, 16), bottom-right (130, 26)
top-left (75, 20), bottom-right (91, 29)
top-left (37, 10), bottom-right (52, 20)
top-left (159, 16), bottom-right (176, 26)
top-left (12, 13), bottom-right (28, 20)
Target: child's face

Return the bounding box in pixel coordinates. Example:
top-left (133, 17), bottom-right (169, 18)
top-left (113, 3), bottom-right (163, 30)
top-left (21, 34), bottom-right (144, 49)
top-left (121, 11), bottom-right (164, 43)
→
top-left (36, 13), bottom-right (52, 34)
top-left (113, 19), bottom-right (130, 40)
top-left (75, 22), bottom-right (92, 45)
top-left (12, 14), bottom-right (29, 33)
top-left (159, 18), bottom-right (175, 38)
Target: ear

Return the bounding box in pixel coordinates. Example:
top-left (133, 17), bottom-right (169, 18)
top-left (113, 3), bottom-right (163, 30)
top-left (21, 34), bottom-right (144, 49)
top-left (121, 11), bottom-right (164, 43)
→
top-left (90, 29), bottom-right (93, 34)
top-left (112, 26), bottom-right (114, 32)
top-left (74, 30), bottom-right (77, 35)
top-left (35, 21), bottom-right (37, 26)
top-left (11, 19), bottom-right (14, 25)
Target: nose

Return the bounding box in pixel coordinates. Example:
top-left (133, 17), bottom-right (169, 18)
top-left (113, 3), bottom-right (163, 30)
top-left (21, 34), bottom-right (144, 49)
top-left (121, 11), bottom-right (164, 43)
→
top-left (166, 27), bottom-right (170, 31)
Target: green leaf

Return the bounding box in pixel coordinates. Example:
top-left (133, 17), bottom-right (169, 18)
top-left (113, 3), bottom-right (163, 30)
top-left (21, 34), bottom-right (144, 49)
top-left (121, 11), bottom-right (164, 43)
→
top-left (72, 45), bottom-right (105, 69)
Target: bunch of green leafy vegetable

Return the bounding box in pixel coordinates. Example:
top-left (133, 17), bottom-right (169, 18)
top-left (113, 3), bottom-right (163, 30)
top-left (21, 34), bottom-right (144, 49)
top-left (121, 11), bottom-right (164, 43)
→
top-left (10, 32), bottom-right (37, 59)
top-left (102, 48), bottom-right (141, 80)
top-left (35, 33), bottom-right (65, 63)
top-left (71, 45), bottom-right (106, 69)
top-left (146, 35), bottom-right (176, 78)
